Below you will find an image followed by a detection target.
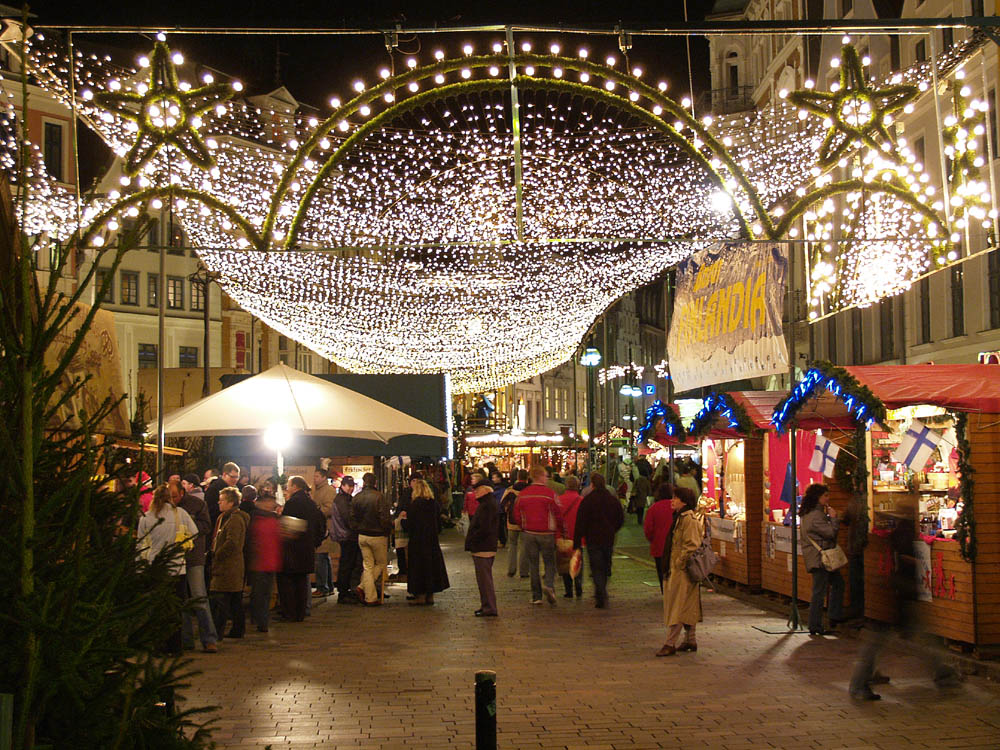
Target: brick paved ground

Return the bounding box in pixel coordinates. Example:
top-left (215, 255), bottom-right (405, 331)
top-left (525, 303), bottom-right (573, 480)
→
top-left (183, 521), bottom-right (1000, 749)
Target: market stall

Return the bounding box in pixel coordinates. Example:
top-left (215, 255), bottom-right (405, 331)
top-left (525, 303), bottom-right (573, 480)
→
top-left (771, 363), bottom-right (1000, 650)
top-left (683, 392), bottom-right (769, 590)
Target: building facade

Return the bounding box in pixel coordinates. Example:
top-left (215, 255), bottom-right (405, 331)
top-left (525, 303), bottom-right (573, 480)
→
top-left (708, 0), bottom-right (1000, 369)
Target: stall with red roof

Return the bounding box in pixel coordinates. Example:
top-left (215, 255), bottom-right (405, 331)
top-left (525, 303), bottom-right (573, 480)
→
top-left (681, 392), bottom-right (770, 590)
top-left (770, 363), bottom-right (1000, 650)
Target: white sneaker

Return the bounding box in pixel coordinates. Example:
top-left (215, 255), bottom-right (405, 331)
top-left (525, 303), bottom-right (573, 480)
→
top-left (531, 599), bottom-right (543, 605)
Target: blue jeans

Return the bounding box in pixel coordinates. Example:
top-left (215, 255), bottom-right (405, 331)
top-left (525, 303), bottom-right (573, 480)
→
top-left (522, 532), bottom-right (556, 601)
top-left (809, 567), bottom-right (845, 632)
top-left (315, 552), bottom-right (332, 594)
top-left (182, 564), bottom-right (218, 647)
top-left (587, 545), bottom-right (613, 606)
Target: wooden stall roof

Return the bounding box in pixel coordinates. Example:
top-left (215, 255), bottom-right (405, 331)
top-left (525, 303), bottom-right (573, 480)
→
top-left (648, 402), bottom-right (700, 445)
top-left (734, 390), bottom-right (859, 431)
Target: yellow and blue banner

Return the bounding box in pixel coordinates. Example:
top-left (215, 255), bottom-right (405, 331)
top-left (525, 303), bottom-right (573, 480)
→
top-left (667, 242), bottom-right (789, 392)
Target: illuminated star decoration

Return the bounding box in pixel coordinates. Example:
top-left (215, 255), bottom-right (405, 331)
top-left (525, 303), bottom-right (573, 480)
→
top-left (94, 42), bottom-right (234, 176)
top-left (788, 44), bottom-right (918, 168)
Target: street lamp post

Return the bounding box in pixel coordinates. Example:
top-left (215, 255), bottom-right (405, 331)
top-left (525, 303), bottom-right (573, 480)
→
top-left (579, 346), bottom-right (601, 474)
top-left (188, 263), bottom-right (220, 398)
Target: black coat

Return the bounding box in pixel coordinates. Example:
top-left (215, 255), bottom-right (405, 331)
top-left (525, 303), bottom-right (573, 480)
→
top-left (402, 496), bottom-right (450, 595)
top-left (465, 493), bottom-right (500, 553)
top-left (281, 489), bottom-right (325, 574)
top-left (203, 477), bottom-right (226, 530)
top-left (573, 487), bottom-right (625, 549)
top-left (178, 492), bottom-right (212, 568)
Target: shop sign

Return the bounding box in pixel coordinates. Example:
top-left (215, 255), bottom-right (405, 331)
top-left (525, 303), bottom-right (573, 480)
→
top-left (667, 242), bottom-right (789, 392)
top-left (709, 516), bottom-right (737, 542)
top-left (914, 541), bottom-right (933, 602)
top-left (770, 524), bottom-right (801, 555)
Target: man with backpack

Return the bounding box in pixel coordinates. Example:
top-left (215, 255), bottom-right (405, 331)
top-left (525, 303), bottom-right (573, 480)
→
top-left (500, 469), bottom-right (529, 578)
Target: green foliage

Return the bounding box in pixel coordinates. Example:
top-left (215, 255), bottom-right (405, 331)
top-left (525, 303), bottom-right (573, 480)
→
top-left (685, 392), bottom-right (757, 440)
top-left (0, 193), bottom-right (216, 746)
top-left (954, 412), bottom-right (976, 562)
top-left (772, 359), bottom-right (886, 432)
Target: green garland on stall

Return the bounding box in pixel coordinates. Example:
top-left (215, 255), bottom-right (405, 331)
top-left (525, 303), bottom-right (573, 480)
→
top-left (771, 359), bottom-right (886, 432)
top-left (953, 412), bottom-right (977, 562)
top-left (686, 392), bottom-right (758, 440)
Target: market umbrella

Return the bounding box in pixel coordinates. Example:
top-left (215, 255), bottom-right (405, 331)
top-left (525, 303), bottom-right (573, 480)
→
top-left (161, 363), bottom-right (448, 497)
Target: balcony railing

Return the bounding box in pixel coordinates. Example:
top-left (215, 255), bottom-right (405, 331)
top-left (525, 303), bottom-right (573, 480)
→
top-left (696, 86), bottom-right (756, 116)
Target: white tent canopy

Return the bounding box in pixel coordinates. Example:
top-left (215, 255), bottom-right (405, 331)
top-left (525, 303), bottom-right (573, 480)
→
top-left (161, 363), bottom-right (449, 442)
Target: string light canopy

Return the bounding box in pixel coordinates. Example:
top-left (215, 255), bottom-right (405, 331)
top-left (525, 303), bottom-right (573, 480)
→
top-left (2, 31), bottom-right (992, 390)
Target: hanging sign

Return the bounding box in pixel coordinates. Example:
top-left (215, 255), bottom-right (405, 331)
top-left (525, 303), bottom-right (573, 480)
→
top-left (667, 242), bottom-right (789, 392)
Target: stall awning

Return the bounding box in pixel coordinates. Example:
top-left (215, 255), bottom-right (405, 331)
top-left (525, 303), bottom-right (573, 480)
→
top-left (845, 365), bottom-right (1000, 413)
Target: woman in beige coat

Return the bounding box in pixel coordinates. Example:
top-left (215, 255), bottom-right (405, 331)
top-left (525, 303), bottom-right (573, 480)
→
top-left (658, 487), bottom-right (704, 657)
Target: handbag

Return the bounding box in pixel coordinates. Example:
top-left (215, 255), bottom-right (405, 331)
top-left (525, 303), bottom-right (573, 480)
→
top-left (172, 506), bottom-right (194, 552)
top-left (569, 548), bottom-right (583, 579)
top-left (807, 534), bottom-right (848, 571)
top-left (685, 516), bottom-right (719, 584)
top-left (556, 538), bottom-right (574, 575)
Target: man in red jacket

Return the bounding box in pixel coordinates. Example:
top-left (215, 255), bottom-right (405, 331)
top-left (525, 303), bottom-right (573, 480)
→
top-left (513, 465), bottom-right (565, 605)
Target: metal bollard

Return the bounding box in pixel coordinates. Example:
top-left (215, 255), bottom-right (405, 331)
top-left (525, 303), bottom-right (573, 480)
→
top-left (474, 670), bottom-right (497, 750)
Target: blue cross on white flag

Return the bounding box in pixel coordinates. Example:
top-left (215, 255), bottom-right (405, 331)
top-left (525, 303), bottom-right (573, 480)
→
top-left (892, 419), bottom-right (942, 471)
top-left (809, 434), bottom-right (840, 477)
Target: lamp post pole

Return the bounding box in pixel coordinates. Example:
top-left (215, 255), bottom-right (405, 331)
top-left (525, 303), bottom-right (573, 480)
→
top-left (580, 346), bottom-right (601, 474)
top-left (188, 264), bottom-right (220, 398)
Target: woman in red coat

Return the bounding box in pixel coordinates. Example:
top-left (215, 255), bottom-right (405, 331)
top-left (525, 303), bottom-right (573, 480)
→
top-left (557, 476), bottom-right (585, 598)
top-left (643, 483), bottom-right (674, 591)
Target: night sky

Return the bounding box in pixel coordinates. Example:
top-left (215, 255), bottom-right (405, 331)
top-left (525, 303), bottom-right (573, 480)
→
top-left (32, 0), bottom-right (712, 109)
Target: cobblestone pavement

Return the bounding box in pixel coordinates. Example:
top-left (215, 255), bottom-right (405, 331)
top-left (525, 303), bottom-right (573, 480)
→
top-left (183, 521), bottom-right (1000, 749)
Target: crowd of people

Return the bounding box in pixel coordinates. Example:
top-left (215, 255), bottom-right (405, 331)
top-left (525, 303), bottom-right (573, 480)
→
top-left (131, 455), bottom-right (719, 657)
top-left (131, 453), bottom-right (962, 701)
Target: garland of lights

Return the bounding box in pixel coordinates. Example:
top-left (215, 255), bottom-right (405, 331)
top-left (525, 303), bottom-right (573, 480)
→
top-left (2, 33), bottom-right (994, 392)
top-left (771, 360), bottom-right (886, 433)
top-left (953, 412), bottom-right (977, 562)
top-left (787, 45), bottom-right (918, 169)
top-left (686, 391), bottom-right (757, 440)
top-left (637, 399), bottom-right (686, 446)
top-left (93, 42), bottom-right (235, 176)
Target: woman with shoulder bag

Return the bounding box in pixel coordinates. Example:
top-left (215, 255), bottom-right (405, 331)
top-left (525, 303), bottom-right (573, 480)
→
top-left (658, 487), bottom-right (703, 657)
top-left (800, 483), bottom-right (846, 636)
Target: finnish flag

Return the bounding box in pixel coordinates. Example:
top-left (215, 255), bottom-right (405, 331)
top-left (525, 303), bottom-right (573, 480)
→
top-left (892, 419), bottom-right (943, 471)
top-left (809, 434), bottom-right (840, 477)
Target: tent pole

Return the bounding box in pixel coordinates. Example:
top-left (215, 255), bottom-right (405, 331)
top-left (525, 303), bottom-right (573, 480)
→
top-left (276, 450), bottom-right (285, 505)
top-left (787, 239), bottom-right (802, 630)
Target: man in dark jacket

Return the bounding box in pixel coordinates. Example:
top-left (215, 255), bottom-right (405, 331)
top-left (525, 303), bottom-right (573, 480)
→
top-left (350, 472), bottom-right (391, 605)
top-left (176, 476), bottom-right (218, 652)
top-left (573, 472), bottom-right (625, 608)
top-left (276, 476), bottom-right (325, 621)
top-left (204, 461), bottom-right (241, 530)
top-left (466, 482), bottom-right (500, 617)
top-left (333, 476), bottom-right (362, 603)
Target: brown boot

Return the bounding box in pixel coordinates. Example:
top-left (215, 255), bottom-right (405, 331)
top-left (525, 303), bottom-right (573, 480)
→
top-left (656, 644), bottom-right (677, 657)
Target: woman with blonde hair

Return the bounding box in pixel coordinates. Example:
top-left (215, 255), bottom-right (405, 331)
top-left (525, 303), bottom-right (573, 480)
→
top-left (402, 479), bottom-right (450, 605)
top-left (137, 483), bottom-right (199, 654)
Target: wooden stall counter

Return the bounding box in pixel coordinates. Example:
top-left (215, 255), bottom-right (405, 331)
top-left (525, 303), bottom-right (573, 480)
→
top-left (862, 532), bottom-right (975, 644)
top-left (707, 516), bottom-right (751, 587)
top-left (761, 521), bottom-right (812, 602)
